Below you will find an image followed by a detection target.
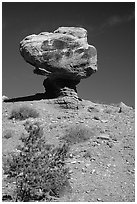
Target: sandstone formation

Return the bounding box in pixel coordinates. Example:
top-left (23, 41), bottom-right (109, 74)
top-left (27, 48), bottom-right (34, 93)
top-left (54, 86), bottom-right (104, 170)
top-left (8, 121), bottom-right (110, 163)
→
top-left (20, 27), bottom-right (97, 100)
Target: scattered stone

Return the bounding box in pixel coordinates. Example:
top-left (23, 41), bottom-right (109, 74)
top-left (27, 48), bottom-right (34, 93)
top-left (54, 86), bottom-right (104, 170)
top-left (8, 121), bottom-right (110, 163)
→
top-left (78, 120), bottom-right (84, 123)
top-left (97, 198), bottom-right (102, 201)
top-left (71, 160), bottom-right (77, 164)
top-left (85, 190), bottom-right (90, 194)
top-left (69, 170), bottom-right (73, 174)
top-left (93, 116), bottom-right (100, 120)
top-left (82, 168), bottom-right (87, 173)
top-left (87, 106), bottom-right (100, 113)
top-left (106, 141), bottom-right (113, 148)
top-left (90, 169), bottom-right (96, 174)
top-left (69, 153), bottom-right (73, 158)
top-left (101, 119), bottom-right (108, 123)
top-left (90, 158), bottom-right (96, 162)
top-left (85, 163), bottom-right (91, 168)
top-left (97, 134), bottom-right (110, 140)
top-left (51, 120), bottom-right (57, 123)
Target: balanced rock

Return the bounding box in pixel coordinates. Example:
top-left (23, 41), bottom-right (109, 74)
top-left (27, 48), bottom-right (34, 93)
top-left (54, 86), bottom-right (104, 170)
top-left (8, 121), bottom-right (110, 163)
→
top-left (20, 27), bottom-right (97, 99)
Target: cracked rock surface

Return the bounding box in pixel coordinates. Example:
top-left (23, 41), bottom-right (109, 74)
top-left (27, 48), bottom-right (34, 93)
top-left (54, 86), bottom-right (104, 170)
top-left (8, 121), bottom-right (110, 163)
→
top-left (20, 27), bottom-right (97, 80)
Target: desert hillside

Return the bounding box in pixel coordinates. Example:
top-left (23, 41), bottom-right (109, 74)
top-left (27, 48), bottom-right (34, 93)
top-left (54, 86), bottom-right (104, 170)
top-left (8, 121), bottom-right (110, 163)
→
top-left (2, 98), bottom-right (135, 202)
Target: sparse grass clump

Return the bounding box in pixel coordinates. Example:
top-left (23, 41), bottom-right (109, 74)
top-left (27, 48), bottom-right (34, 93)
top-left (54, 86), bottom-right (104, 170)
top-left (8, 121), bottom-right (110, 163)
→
top-left (3, 129), bottom-right (15, 139)
top-left (61, 124), bottom-right (95, 145)
top-left (9, 106), bottom-right (39, 120)
top-left (83, 151), bottom-right (92, 159)
top-left (3, 122), bottom-right (70, 202)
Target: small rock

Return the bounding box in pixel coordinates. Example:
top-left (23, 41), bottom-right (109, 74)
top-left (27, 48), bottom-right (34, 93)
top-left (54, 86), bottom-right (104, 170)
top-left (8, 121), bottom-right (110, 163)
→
top-left (106, 141), bottom-right (113, 148)
top-left (51, 120), bottom-right (57, 123)
top-left (93, 116), bottom-right (100, 120)
top-left (85, 163), bottom-right (91, 168)
top-left (101, 119), bottom-right (108, 123)
top-left (71, 160), bottom-right (77, 164)
top-left (12, 118), bottom-right (16, 123)
top-left (78, 120), bottom-right (84, 123)
top-left (97, 134), bottom-right (110, 140)
top-left (69, 170), bottom-right (73, 174)
top-left (90, 169), bottom-right (96, 174)
top-left (69, 153), bottom-right (73, 158)
top-left (97, 198), bottom-right (102, 201)
top-left (87, 106), bottom-right (100, 113)
top-left (85, 190), bottom-right (90, 194)
top-left (82, 168), bottom-right (87, 173)
top-left (90, 157), bottom-right (96, 161)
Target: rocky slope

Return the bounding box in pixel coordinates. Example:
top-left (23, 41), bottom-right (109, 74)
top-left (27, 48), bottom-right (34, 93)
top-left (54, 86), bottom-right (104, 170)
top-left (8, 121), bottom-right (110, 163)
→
top-left (2, 99), bottom-right (135, 202)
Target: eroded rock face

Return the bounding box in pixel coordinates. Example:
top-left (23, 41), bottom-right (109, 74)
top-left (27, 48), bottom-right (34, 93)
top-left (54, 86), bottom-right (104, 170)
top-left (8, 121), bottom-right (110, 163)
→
top-left (20, 27), bottom-right (97, 80)
top-left (20, 27), bottom-right (97, 102)
top-left (43, 78), bottom-right (80, 99)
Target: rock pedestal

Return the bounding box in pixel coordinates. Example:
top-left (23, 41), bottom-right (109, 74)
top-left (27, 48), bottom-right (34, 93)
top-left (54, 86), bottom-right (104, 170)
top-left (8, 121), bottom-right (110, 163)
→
top-left (20, 27), bottom-right (97, 107)
top-left (43, 78), bottom-right (80, 99)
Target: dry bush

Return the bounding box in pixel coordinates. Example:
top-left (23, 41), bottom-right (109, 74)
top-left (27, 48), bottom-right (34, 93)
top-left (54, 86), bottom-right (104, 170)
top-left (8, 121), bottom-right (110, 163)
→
top-left (3, 129), bottom-right (15, 139)
top-left (61, 124), bottom-right (95, 145)
top-left (3, 122), bottom-right (70, 201)
top-left (9, 106), bottom-right (39, 120)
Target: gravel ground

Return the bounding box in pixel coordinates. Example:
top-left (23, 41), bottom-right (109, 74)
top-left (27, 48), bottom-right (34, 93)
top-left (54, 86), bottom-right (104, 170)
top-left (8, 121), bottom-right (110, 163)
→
top-left (2, 99), bottom-right (135, 202)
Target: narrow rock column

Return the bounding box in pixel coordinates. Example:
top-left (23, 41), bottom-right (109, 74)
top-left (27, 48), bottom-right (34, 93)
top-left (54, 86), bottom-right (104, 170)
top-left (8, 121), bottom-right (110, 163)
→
top-left (43, 78), bottom-right (80, 99)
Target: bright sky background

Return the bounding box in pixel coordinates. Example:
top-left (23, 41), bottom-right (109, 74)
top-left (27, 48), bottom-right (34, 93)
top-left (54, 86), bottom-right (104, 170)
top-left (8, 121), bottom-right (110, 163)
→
top-left (2, 2), bottom-right (135, 107)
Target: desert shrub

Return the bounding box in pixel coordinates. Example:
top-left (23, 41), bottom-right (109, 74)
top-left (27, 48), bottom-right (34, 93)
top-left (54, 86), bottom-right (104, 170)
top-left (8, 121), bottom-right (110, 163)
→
top-left (61, 124), bottom-right (95, 145)
top-left (3, 122), bottom-right (70, 201)
top-left (3, 129), bottom-right (15, 139)
top-left (83, 151), bottom-right (92, 159)
top-left (103, 108), bottom-right (113, 114)
top-left (9, 106), bottom-right (39, 120)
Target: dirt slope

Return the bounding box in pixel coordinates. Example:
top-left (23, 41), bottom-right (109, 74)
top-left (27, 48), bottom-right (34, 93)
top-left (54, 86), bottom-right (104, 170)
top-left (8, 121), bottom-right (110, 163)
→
top-left (2, 99), bottom-right (135, 202)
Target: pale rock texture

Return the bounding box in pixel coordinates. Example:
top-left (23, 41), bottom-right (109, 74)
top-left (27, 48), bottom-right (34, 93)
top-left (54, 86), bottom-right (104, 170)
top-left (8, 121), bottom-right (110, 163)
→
top-left (20, 27), bottom-right (97, 80)
top-left (2, 95), bottom-right (9, 102)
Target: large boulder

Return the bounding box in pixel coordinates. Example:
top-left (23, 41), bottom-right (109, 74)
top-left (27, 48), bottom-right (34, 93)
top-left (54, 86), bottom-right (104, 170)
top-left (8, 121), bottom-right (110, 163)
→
top-left (20, 27), bottom-right (97, 80)
top-left (20, 27), bottom-right (97, 103)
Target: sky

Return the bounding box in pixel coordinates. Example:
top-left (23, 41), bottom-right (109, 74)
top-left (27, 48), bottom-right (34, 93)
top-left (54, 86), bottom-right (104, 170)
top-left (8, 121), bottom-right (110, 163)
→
top-left (2, 2), bottom-right (135, 107)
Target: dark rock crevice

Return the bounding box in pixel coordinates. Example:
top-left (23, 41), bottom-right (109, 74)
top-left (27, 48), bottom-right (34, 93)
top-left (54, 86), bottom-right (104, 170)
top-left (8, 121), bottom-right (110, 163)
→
top-left (43, 78), bottom-right (80, 99)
